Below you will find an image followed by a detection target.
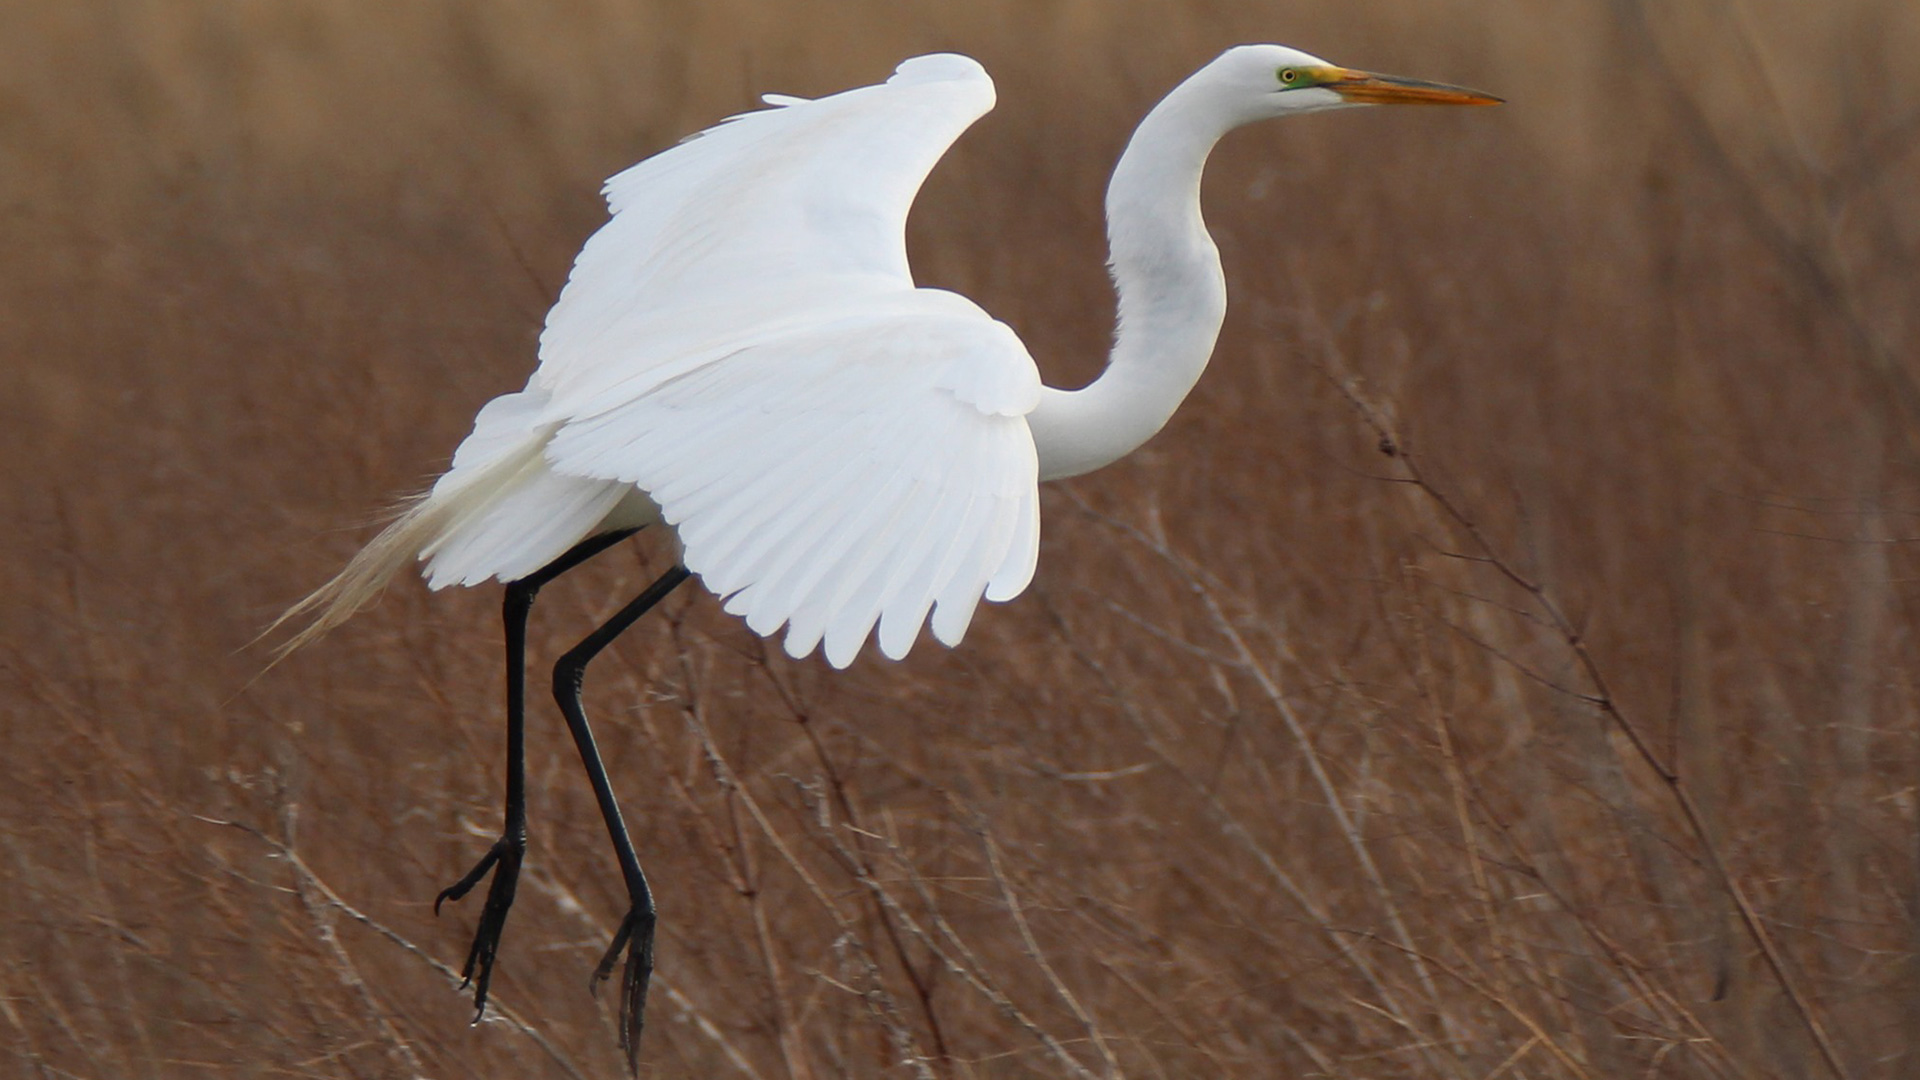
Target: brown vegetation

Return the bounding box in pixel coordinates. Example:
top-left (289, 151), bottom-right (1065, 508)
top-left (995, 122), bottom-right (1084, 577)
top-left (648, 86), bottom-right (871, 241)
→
top-left (3, 1), bottom-right (1917, 1077)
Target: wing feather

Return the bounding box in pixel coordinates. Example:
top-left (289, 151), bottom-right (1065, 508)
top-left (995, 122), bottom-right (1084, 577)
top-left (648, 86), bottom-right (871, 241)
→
top-left (719, 430), bottom-right (921, 619)
top-left (533, 54), bottom-right (997, 419)
top-left (986, 482), bottom-right (1039, 601)
top-left (788, 412), bottom-right (967, 663)
top-left (543, 297), bottom-right (1041, 666)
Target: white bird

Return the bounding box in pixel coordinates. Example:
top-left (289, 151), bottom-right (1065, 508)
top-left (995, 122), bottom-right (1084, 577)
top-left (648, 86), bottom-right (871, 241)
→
top-left (277, 45), bottom-right (1497, 1065)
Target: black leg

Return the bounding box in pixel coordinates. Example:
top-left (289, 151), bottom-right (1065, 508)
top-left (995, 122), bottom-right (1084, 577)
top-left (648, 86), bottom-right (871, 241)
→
top-left (551, 564), bottom-right (692, 1070)
top-left (434, 528), bottom-right (640, 1020)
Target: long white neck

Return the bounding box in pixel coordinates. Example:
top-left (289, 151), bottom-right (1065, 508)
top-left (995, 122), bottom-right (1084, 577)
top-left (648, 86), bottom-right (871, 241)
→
top-left (1028, 76), bottom-right (1236, 480)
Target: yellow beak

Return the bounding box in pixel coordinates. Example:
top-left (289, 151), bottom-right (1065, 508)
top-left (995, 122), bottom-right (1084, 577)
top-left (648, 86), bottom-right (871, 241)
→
top-left (1318, 67), bottom-right (1503, 106)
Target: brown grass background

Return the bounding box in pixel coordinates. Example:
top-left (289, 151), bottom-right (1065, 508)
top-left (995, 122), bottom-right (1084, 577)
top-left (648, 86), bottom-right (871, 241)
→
top-left (4, 0), bottom-right (1918, 1077)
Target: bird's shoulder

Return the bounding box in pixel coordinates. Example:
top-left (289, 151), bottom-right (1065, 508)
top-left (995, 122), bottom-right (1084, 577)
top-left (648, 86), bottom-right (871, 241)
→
top-left (868, 286), bottom-right (1041, 420)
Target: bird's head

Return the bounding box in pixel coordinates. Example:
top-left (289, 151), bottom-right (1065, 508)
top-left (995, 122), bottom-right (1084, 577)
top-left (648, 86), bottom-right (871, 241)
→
top-left (1196, 44), bottom-right (1501, 124)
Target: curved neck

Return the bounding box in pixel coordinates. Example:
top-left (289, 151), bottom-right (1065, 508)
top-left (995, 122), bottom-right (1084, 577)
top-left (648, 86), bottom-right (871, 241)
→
top-left (1029, 78), bottom-right (1234, 480)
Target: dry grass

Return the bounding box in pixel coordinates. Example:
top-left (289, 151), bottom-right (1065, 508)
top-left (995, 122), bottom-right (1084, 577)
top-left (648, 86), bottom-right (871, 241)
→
top-left (3, 0), bottom-right (1918, 1077)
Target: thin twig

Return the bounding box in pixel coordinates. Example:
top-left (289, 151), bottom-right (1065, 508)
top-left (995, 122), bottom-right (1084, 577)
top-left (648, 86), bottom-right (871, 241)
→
top-left (976, 826), bottom-right (1121, 1078)
top-left (195, 813), bottom-right (590, 1080)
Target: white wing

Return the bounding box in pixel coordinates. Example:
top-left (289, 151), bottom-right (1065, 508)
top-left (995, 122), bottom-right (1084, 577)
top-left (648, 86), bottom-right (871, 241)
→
top-left (546, 290), bottom-right (1040, 668)
top-left (534, 53), bottom-right (998, 418)
top-left (520, 54), bottom-right (1043, 666)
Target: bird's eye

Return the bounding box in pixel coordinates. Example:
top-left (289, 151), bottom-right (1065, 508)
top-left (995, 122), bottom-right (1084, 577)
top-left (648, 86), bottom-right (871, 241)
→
top-left (1279, 68), bottom-right (1299, 86)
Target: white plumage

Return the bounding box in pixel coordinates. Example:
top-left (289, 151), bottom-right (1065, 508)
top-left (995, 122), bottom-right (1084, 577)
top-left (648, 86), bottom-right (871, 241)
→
top-left (336, 54), bottom-right (1038, 667)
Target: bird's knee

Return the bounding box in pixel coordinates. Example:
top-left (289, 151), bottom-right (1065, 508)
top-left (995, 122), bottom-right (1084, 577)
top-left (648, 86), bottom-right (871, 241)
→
top-left (551, 655), bottom-right (588, 703)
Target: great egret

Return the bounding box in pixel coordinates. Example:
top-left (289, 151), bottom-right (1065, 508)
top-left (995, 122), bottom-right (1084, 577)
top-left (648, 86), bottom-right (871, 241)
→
top-left (279, 45), bottom-right (1497, 1064)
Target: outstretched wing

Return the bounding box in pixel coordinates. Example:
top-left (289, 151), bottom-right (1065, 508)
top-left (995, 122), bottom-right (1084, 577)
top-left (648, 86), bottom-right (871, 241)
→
top-left (533, 53), bottom-right (997, 417)
top-left (522, 54), bottom-right (1041, 666)
top-left (544, 291), bottom-right (1041, 668)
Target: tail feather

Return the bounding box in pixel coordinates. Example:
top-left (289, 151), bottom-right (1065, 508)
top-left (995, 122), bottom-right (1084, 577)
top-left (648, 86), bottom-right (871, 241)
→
top-left (263, 435), bottom-right (553, 664)
top-left (262, 490), bottom-right (463, 664)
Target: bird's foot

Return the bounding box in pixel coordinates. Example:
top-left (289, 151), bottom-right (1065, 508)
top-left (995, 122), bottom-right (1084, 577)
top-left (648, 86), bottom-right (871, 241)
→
top-left (591, 905), bottom-right (656, 1071)
top-left (435, 834), bottom-right (524, 1020)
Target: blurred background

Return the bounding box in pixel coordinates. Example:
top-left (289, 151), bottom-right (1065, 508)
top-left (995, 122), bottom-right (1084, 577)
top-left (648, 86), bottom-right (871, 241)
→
top-left (3, 0), bottom-right (1917, 1076)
